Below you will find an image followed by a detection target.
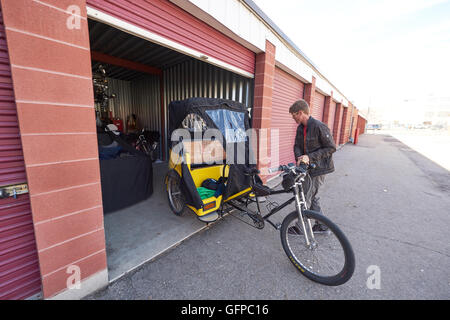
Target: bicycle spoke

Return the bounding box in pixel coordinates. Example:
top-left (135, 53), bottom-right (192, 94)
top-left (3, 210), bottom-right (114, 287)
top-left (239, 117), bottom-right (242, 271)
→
top-left (286, 217), bottom-right (346, 278)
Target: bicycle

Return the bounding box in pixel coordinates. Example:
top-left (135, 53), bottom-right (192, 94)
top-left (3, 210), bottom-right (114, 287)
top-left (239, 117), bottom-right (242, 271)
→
top-left (223, 163), bottom-right (355, 286)
top-left (164, 98), bottom-right (354, 286)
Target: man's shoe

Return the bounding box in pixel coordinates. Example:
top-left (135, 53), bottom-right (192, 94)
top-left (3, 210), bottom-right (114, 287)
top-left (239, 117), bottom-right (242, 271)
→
top-left (287, 225), bottom-right (303, 235)
top-left (312, 223), bottom-right (330, 235)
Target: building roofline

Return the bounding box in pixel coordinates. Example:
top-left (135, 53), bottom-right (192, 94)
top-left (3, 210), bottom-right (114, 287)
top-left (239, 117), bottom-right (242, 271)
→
top-left (242, 0), bottom-right (321, 73)
top-left (242, 0), bottom-right (354, 106)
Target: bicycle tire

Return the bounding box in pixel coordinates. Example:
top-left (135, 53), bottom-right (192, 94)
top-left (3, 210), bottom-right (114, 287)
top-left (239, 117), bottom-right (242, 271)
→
top-left (166, 171), bottom-right (186, 216)
top-left (280, 210), bottom-right (355, 286)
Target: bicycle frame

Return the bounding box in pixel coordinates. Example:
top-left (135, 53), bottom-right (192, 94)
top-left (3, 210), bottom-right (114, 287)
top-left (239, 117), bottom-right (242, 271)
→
top-left (250, 171), bottom-right (316, 246)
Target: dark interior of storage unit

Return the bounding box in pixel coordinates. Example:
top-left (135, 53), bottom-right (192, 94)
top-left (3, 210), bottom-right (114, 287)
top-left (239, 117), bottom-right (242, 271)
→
top-left (87, 19), bottom-right (254, 281)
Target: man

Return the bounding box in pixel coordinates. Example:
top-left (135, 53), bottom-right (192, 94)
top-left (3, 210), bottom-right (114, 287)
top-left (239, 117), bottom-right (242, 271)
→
top-left (289, 99), bottom-right (336, 233)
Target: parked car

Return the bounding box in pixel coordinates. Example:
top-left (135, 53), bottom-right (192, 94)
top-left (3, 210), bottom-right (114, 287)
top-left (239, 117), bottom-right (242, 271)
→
top-left (431, 124), bottom-right (445, 130)
top-left (367, 124), bottom-right (381, 130)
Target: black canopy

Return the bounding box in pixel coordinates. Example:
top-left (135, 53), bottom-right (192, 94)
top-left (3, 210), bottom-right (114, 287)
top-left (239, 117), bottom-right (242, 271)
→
top-left (168, 98), bottom-right (256, 209)
top-left (168, 97), bottom-right (251, 141)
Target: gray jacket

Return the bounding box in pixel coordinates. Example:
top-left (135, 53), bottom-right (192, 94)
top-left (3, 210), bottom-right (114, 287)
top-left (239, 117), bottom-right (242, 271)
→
top-left (294, 116), bottom-right (336, 177)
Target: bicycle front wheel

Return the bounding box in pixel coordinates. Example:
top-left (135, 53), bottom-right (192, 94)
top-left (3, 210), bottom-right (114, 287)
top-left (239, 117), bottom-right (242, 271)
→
top-left (280, 210), bottom-right (355, 286)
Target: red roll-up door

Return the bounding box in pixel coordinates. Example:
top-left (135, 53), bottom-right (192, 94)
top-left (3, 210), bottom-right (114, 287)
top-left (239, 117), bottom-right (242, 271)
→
top-left (329, 100), bottom-right (337, 133)
top-left (0, 7), bottom-right (42, 300)
top-left (271, 67), bottom-right (304, 167)
top-left (86, 0), bottom-right (255, 75)
top-left (311, 91), bottom-right (325, 121)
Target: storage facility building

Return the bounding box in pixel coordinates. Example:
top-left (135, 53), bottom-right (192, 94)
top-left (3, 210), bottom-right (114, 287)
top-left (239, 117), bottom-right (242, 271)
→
top-left (0, 0), bottom-right (367, 299)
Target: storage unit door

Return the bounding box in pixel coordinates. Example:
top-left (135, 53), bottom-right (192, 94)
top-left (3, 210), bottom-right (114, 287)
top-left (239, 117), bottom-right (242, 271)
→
top-left (271, 67), bottom-right (304, 167)
top-left (311, 91), bottom-right (325, 121)
top-left (86, 0), bottom-right (255, 76)
top-left (329, 100), bottom-right (337, 133)
top-left (0, 8), bottom-right (42, 300)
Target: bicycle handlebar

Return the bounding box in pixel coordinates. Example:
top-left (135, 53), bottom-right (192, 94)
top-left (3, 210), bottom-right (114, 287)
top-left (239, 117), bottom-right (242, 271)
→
top-left (268, 162), bottom-right (316, 174)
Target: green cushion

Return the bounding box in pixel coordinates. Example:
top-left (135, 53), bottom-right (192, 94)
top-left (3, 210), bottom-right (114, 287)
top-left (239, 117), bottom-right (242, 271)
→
top-left (197, 187), bottom-right (216, 200)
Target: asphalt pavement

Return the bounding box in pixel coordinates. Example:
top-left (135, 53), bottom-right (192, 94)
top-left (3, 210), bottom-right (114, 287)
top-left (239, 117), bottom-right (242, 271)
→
top-left (85, 133), bottom-right (450, 300)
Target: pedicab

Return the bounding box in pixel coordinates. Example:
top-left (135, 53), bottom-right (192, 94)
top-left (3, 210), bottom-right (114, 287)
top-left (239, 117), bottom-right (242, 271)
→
top-left (165, 97), bottom-right (256, 223)
top-left (164, 97), bottom-right (355, 286)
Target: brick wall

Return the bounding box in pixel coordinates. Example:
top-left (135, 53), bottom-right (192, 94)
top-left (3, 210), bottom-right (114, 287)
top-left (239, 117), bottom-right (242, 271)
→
top-left (333, 102), bottom-right (343, 145)
top-left (303, 76), bottom-right (316, 110)
top-left (340, 104), bottom-right (351, 144)
top-left (253, 40), bottom-right (275, 179)
top-left (1, 0), bottom-right (107, 298)
top-left (323, 91), bottom-right (333, 128)
top-left (351, 107), bottom-right (359, 141)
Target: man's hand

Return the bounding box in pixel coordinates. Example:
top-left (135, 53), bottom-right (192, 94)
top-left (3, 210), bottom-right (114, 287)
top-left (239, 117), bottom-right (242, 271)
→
top-left (297, 155), bottom-right (310, 166)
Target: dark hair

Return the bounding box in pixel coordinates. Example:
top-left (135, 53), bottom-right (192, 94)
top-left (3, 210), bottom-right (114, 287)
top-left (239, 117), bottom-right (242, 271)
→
top-left (289, 99), bottom-right (310, 115)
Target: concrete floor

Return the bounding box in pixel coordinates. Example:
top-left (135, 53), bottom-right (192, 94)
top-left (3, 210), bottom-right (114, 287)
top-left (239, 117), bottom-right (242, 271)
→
top-left (103, 161), bottom-right (206, 282)
top-left (103, 160), bottom-right (284, 283)
top-left (87, 133), bottom-right (450, 299)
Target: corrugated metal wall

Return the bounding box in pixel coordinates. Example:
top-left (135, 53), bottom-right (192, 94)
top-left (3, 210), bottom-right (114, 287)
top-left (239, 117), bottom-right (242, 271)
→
top-left (163, 59), bottom-right (253, 108)
top-left (131, 77), bottom-right (161, 131)
top-left (105, 77), bottom-right (132, 127)
top-left (163, 59), bottom-right (254, 153)
top-left (105, 58), bottom-right (253, 159)
top-left (312, 91), bottom-right (325, 122)
top-left (0, 6), bottom-right (42, 300)
top-left (106, 76), bottom-right (161, 133)
top-left (271, 67), bottom-right (304, 168)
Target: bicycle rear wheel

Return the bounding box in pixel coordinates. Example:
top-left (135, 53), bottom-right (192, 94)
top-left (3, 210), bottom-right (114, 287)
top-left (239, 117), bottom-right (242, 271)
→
top-left (166, 171), bottom-right (186, 216)
top-left (280, 210), bottom-right (355, 286)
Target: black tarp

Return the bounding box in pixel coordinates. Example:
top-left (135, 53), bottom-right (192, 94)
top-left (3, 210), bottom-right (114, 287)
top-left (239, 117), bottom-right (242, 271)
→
top-left (100, 155), bottom-right (153, 213)
top-left (98, 131), bottom-right (153, 214)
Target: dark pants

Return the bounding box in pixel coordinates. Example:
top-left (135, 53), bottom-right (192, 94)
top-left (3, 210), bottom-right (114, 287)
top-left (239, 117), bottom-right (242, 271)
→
top-left (302, 174), bottom-right (325, 214)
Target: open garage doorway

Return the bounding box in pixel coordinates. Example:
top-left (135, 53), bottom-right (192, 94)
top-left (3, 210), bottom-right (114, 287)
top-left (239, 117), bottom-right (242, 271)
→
top-left (88, 19), bottom-right (254, 281)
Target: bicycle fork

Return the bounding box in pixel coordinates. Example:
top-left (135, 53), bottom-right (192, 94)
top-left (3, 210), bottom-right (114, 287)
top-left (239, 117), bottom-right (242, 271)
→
top-left (294, 185), bottom-right (316, 247)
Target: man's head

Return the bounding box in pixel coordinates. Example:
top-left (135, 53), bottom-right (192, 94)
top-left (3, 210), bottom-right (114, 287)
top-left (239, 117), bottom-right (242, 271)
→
top-left (289, 99), bottom-right (310, 125)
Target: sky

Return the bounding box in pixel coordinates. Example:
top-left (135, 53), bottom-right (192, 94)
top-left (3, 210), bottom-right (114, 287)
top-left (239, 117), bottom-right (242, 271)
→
top-left (252, 0), bottom-right (450, 123)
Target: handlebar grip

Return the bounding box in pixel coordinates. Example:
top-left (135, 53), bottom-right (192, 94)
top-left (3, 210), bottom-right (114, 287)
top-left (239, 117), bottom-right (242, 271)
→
top-left (298, 162), bottom-right (308, 173)
top-left (268, 166), bottom-right (282, 173)
top-left (268, 162), bottom-right (316, 173)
